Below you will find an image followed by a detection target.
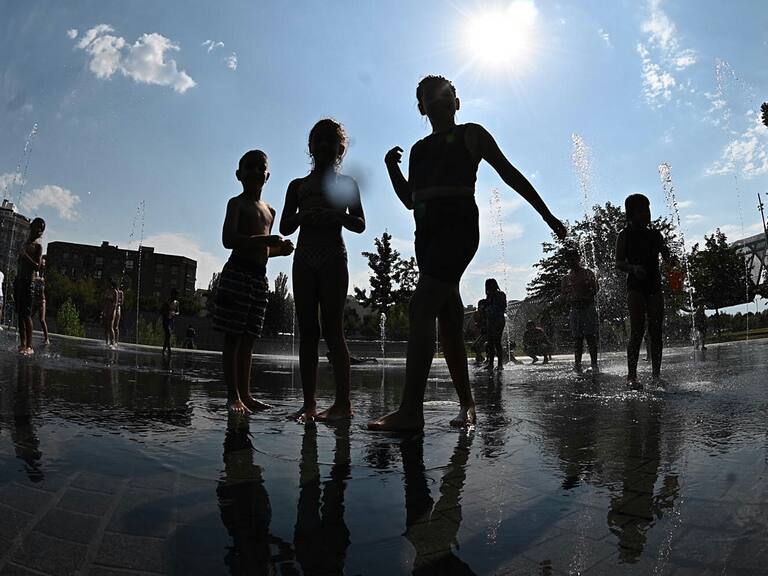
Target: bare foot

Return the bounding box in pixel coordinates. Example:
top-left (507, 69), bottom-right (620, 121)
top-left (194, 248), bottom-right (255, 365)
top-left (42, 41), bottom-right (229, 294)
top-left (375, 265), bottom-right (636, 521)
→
top-left (450, 404), bottom-right (477, 428)
top-left (242, 396), bottom-right (272, 411)
top-left (287, 404), bottom-right (317, 424)
top-left (367, 409), bottom-right (424, 432)
top-left (316, 402), bottom-right (353, 422)
top-left (227, 398), bottom-right (252, 415)
top-left (22, 347), bottom-right (34, 356)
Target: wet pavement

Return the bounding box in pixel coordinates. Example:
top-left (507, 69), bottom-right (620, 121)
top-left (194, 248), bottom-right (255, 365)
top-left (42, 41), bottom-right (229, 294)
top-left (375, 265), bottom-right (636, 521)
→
top-left (0, 333), bottom-right (766, 575)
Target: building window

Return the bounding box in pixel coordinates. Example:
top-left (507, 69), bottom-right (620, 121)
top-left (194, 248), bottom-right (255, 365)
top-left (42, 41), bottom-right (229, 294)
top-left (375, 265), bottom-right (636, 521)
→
top-left (126, 260), bottom-right (134, 270)
top-left (95, 270), bottom-right (102, 279)
top-left (95, 257), bottom-right (103, 265)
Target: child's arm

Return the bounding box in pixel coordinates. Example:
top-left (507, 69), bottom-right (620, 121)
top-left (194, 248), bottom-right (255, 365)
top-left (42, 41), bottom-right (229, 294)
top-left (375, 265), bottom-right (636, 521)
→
top-left (385, 146), bottom-right (413, 210)
top-left (222, 197), bottom-right (281, 250)
top-left (341, 178), bottom-right (365, 233)
top-left (279, 180), bottom-right (304, 236)
top-left (471, 125), bottom-right (567, 240)
top-left (23, 242), bottom-right (43, 269)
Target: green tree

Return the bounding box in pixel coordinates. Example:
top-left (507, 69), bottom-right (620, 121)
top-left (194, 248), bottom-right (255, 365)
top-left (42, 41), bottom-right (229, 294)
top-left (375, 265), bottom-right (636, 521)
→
top-left (56, 298), bottom-right (85, 337)
top-left (354, 231), bottom-right (418, 314)
top-left (689, 229), bottom-right (755, 313)
top-left (762, 102), bottom-right (768, 128)
top-left (263, 272), bottom-right (294, 336)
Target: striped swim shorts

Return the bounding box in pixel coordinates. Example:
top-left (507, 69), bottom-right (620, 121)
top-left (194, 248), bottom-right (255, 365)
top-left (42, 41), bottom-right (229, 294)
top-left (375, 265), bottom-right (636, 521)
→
top-left (212, 258), bottom-right (269, 337)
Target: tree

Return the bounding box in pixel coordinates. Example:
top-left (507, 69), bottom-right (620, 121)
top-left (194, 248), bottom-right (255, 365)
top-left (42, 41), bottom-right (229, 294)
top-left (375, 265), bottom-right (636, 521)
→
top-left (56, 298), bottom-right (85, 337)
top-left (354, 231), bottom-right (418, 314)
top-left (689, 229), bottom-right (755, 312)
top-left (762, 102), bottom-right (768, 128)
top-left (263, 272), bottom-right (294, 336)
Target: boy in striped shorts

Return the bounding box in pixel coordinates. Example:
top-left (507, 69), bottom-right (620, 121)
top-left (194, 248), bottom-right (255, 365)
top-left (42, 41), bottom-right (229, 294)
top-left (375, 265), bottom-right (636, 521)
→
top-left (213, 150), bottom-right (294, 414)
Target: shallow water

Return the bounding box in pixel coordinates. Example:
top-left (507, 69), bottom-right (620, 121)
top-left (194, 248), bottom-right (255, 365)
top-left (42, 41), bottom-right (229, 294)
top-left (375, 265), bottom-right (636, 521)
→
top-left (0, 334), bottom-right (766, 575)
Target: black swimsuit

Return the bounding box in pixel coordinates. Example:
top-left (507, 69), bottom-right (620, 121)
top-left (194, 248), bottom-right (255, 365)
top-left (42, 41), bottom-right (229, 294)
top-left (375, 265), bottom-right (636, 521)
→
top-left (409, 124), bottom-right (481, 283)
top-left (623, 227), bottom-right (664, 295)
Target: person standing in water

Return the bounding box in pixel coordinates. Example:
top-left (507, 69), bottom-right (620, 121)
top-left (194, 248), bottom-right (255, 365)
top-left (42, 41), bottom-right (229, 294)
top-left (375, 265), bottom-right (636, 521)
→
top-left (484, 278), bottom-right (507, 371)
top-left (561, 249), bottom-right (599, 373)
top-left (15, 218), bottom-right (45, 355)
top-left (615, 194), bottom-right (674, 387)
top-left (33, 256), bottom-right (50, 346)
top-left (369, 75), bottom-right (567, 431)
top-left (280, 119), bottom-right (365, 423)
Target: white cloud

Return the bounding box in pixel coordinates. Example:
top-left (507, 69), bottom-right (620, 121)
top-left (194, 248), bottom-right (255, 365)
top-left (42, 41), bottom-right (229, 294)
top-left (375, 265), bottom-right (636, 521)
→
top-left (140, 232), bottom-right (224, 289)
top-left (637, 0), bottom-right (697, 107)
top-left (0, 172), bottom-right (24, 196)
top-left (66, 29), bottom-right (78, 39)
top-left (706, 111), bottom-right (768, 178)
top-left (21, 185), bottom-right (81, 220)
top-left (73, 24), bottom-right (196, 93)
top-left (677, 200), bottom-right (694, 208)
top-left (201, 39), bottom-right (224, 53)
top-left (226, 51), bottom-right (238, 71)
top-left (684, 213), bottom-right (704, 223)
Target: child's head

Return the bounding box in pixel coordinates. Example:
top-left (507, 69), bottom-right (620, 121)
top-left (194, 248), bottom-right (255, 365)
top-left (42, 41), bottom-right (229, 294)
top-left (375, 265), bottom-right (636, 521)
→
top-left (416, 75), bottom-right (459, 120)
top-left (564, 248), bottom-right (581, 269)
top-left (625, 194), bottom-right (651, 227)
top-left (236, 150), bottom-right (269, 190)
top-left (308, 118), bottom-right (347, 170)
top-left (30, 217), bottom-right (45, 239)
top-left (485, 278), bottom-right (500, 295)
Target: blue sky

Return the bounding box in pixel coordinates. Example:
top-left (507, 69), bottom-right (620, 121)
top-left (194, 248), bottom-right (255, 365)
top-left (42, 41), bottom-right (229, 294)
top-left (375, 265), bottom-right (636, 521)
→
top-left (1, 0), bottom-right (767, 309)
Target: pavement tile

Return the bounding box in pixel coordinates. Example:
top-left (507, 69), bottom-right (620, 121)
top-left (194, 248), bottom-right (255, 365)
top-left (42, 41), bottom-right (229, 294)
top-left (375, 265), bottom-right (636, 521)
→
top-left (95, 532), bottom-right (168, 573)
top-left (0, 483), bottom-right (53, 515)
top-left (57, 487), bottom-right (115, 517)
top-left (106, 488), bottom-right (174, 538)
top-left (70, 473), bottom-right (122, 495)
top-left (0, 564), bottom-right (42, 576)
top-left (11, 531), bottom-right (87, 575)
top-left (0, 504), bottom-right (34, 541)
top-left (35, 508), bottom-right (101, 545)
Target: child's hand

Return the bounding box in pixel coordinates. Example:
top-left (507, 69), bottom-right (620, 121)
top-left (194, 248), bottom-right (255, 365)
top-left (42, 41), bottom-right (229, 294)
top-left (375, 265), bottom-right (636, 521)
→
top-left (278, 239), bottom-right (294, 256)
top-left (546, 215), bottom-right (568, 240)
top-left (385, 146), bottom-right (403, 169)
top-left (264, 234), bottom-right (283, 246)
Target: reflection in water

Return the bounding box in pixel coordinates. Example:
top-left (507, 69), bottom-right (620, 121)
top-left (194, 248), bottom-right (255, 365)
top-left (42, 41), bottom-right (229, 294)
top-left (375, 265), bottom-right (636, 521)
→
top-left (401, 431), bottom-right (476, 576)
top-left (294, 422), bottom-right (351, 574)
top-left (217, 415), bottom-right (273, 573)
top-left (607, 398), bottom-right (679, 563)
top-left (12, 361), bottom-right (44, 482)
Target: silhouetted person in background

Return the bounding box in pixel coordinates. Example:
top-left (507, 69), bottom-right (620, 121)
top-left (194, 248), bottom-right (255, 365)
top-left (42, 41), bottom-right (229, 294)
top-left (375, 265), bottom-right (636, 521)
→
top-left (160, 288), bottom-right (179, 357)
top-left (370, 74), bottom-right (567, 432)
top-left (184, 324), bottom-right (197, 349)
top-left (561, 249), bottom-right (599, 373)
top-left (280, 119), bottom-right (365, 423)
top-left (113, 281), bottom-right (124, 347)
top-left (615, 194), bottom-right (674, 387)
top-left (33, 255), bottom-right (49, 346)
top-left (484, 278), bottom-right (507, 371)
top-left (15, 217), bottom-right (44, 355)
top-left (212, 150), bottom-right (294, 414)
top-left (523, 320), bottom-right (551, 364)
top-left (102, 278), bottom-right (119, 348)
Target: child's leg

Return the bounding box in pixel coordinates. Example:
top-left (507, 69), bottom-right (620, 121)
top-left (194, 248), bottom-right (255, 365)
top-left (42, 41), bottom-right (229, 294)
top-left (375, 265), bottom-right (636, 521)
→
top-left (626, 290), bottom-right (647, 382)
top-left (647, 292), bottom-right (664, 378)
top-left (491, 328), bottom-right (504, 368)
top-left (438, 285), bottom-right (476, 426)
top-left (586, 335), bottom-right (598, 367)
top-left (574, 337), bottom-right (584, 369)
top-left (237, 334), bottom-right (270, 410)
top-left (292, 263), bottom-right (320, 421)
top-left (317, 259), bottom-right (352, 421)
top-left (224, 333), bottom-right (249, 413)
top-left (368, 275), bottom-right (448, 431)
top-left (39, 301), bottom-right (49, 343)
top-left (23, 315), bottom-right (34, 351)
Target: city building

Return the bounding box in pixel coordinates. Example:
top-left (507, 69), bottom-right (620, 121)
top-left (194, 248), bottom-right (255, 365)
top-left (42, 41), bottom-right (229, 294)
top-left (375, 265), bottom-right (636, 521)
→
top-left (0, 199), bottom-right (31, 282)
top-left (46, 241), bottom-right (197, 300)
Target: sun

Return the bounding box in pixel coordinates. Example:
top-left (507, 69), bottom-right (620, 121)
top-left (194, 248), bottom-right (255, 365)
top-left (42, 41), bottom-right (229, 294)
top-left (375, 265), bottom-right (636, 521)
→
top-left (465, 1), bottom-right (538, 69)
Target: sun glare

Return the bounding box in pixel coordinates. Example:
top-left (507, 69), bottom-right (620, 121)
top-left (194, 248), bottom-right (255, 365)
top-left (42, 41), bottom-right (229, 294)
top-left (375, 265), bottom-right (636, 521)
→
top-left (465, 1), bottom-right (538, 69)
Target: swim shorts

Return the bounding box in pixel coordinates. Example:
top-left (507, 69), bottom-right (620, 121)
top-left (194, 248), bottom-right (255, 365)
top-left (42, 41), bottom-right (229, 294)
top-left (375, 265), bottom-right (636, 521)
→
top-left (212, 257), bottom-right (269, 337)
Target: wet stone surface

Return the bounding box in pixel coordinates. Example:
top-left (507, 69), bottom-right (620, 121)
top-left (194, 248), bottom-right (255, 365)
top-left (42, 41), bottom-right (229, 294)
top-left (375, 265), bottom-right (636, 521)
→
top-left (0, 334), bottom-right (766, 575)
